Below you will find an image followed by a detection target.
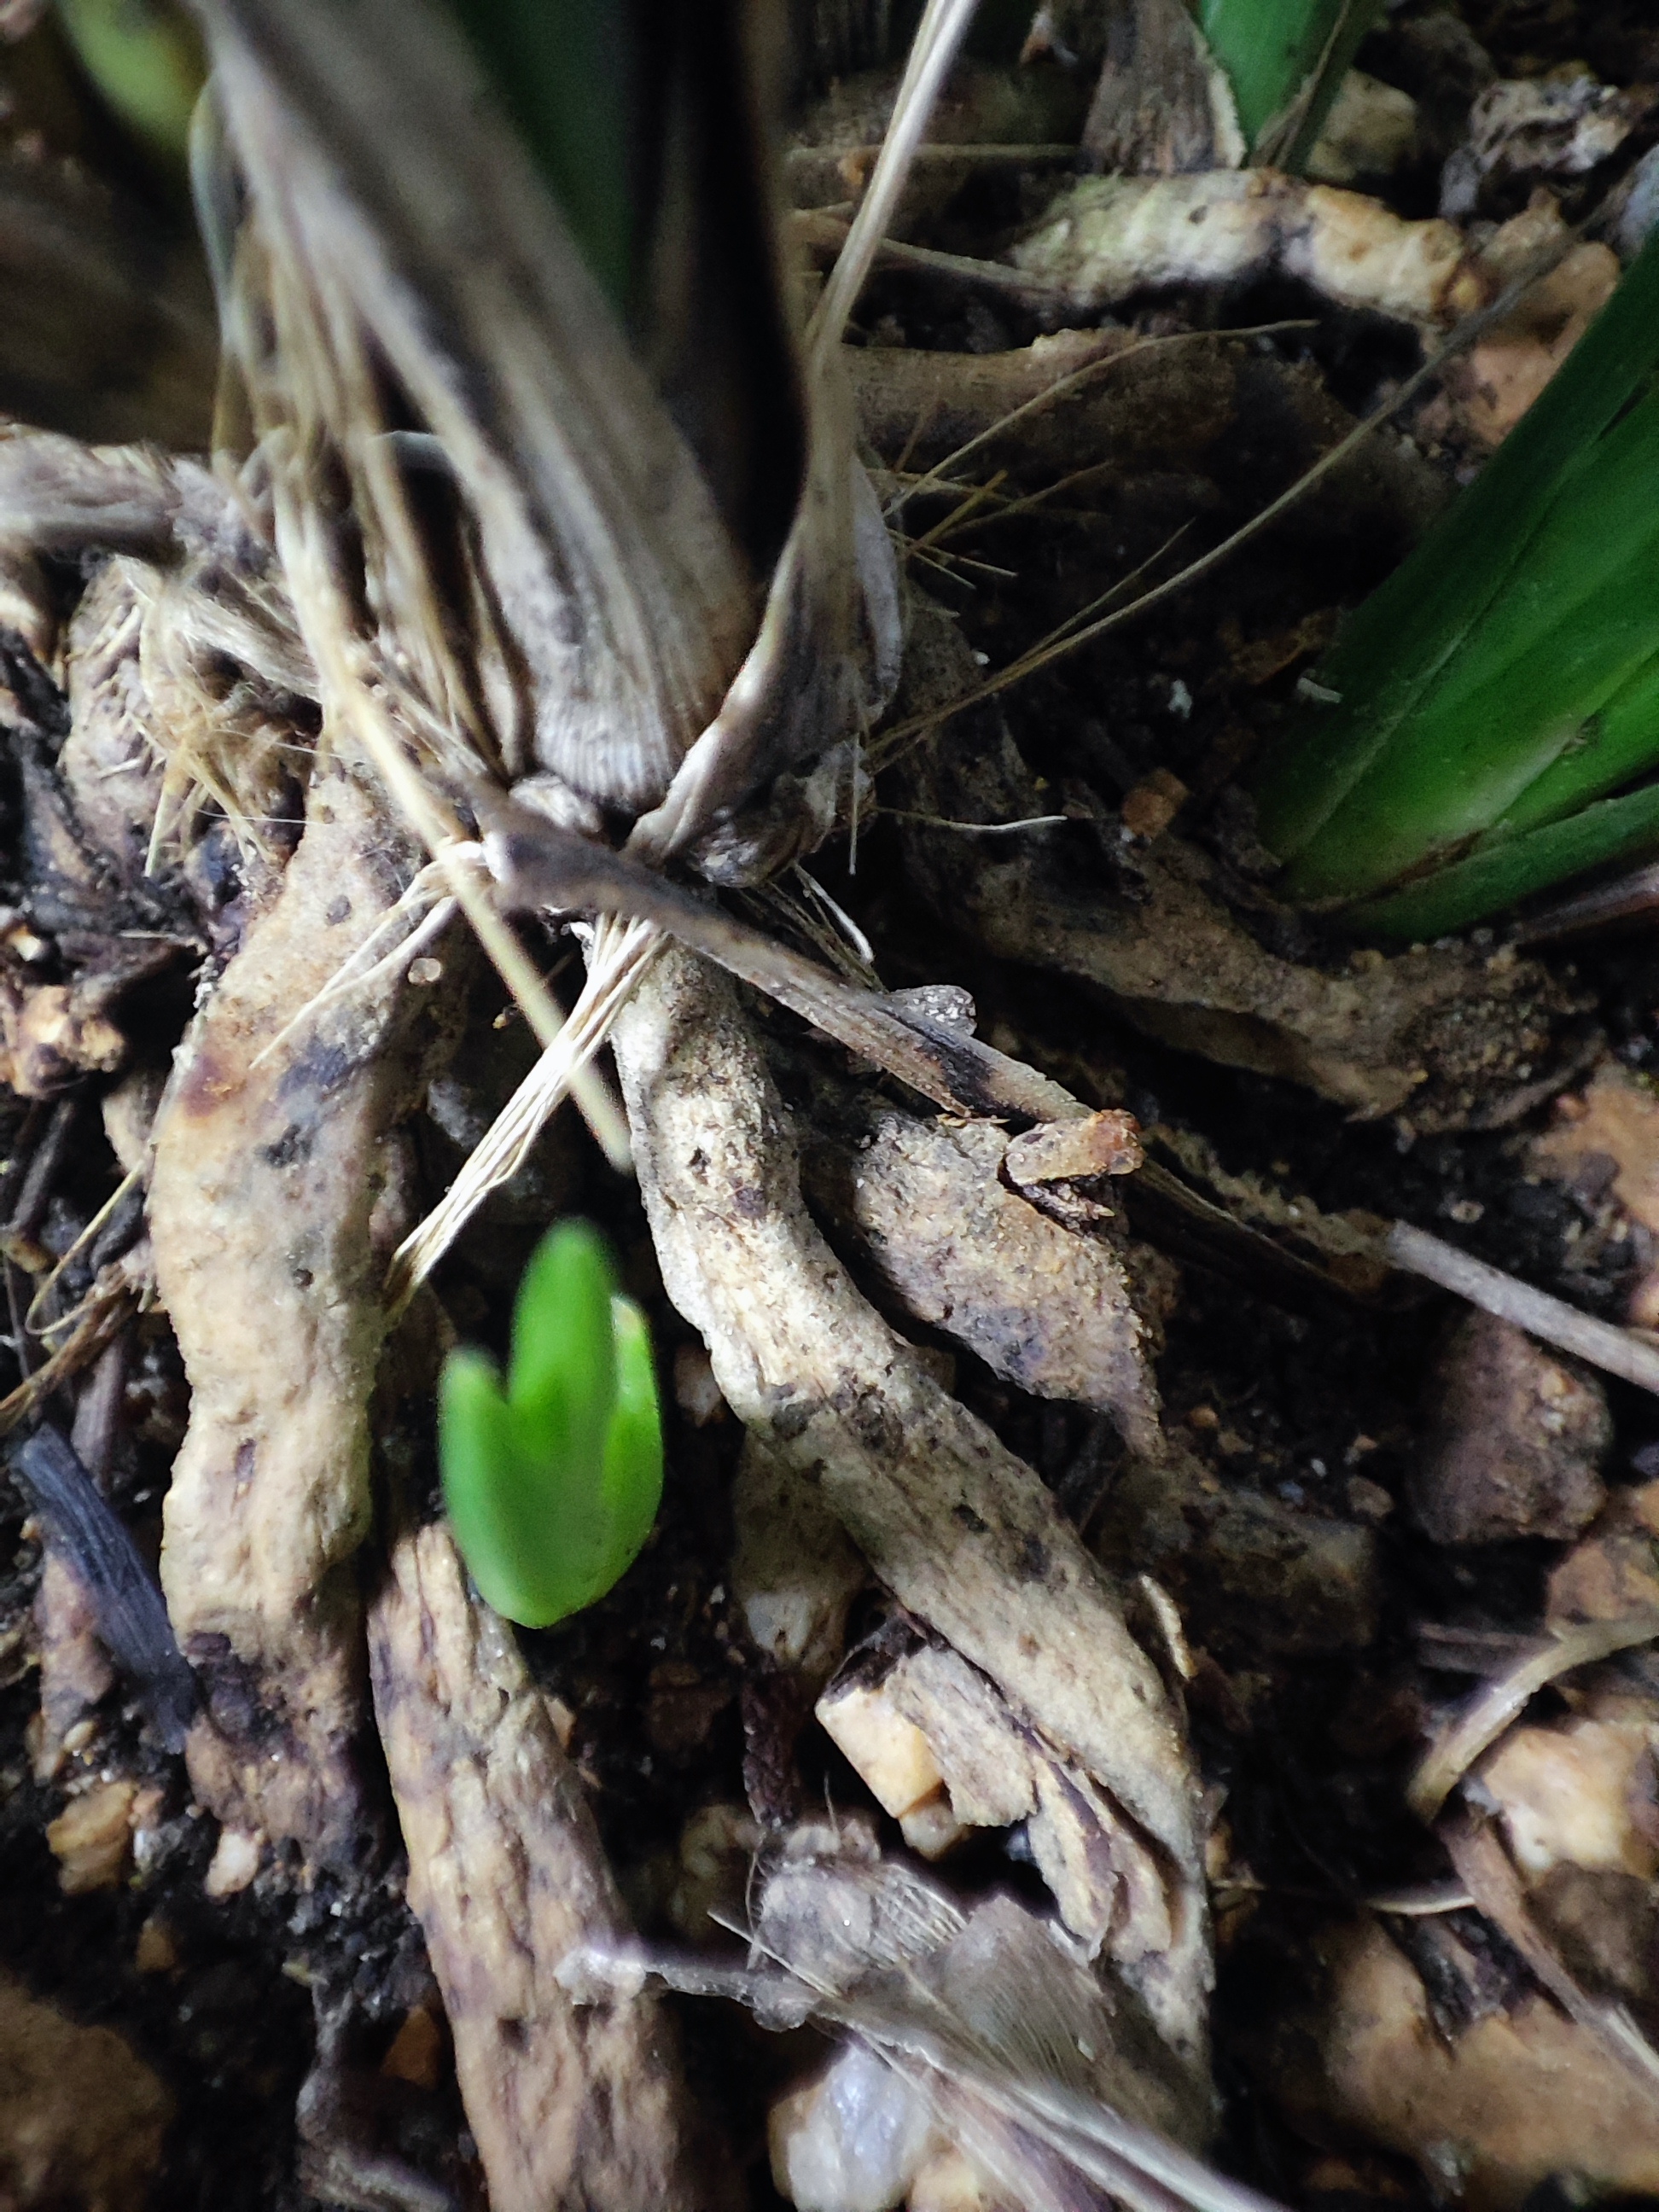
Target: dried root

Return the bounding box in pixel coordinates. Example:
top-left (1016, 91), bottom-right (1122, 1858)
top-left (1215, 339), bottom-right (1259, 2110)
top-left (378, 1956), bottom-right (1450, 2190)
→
top-left (368, 1522), bottom-right (713, 2212)
top-left (148, 757), bottom-right (453, 1863)
top-left (609, 941), bottom-right (1212, 2062)
top-left (894, 614), bottom-right (1588, 1132)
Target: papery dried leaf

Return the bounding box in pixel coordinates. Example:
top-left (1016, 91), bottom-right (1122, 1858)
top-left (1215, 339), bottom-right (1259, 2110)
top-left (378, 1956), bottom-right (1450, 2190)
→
top-left (566, 1836), bottom-right (1285, 2212)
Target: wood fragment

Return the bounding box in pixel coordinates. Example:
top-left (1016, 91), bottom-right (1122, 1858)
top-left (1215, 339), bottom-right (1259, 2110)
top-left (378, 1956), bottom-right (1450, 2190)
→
top-left (44, 1778), bottom-right (137, 1895)
top-left (368, 1521), bottom-right (710, 2212)
top-left (13, 1424), bottom-right (198, 1750)
top-left (1408, 1311), bottom-right (1610, 1545)
top-left (1004, 1110), bottom-right (1144, 1184)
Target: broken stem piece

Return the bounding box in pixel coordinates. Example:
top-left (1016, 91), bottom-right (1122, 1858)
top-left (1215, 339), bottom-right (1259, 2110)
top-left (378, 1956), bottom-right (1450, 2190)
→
top-left (481, 795), bottom-right (1080, 1124)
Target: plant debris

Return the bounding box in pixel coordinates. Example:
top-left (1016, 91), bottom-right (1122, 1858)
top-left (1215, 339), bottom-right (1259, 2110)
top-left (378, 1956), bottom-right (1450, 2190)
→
top-left (7, 0), bottom-right (1659, 2203)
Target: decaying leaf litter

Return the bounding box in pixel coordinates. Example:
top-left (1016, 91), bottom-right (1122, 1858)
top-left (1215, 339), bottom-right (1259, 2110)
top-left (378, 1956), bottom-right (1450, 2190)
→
top-left (3, 0), bottom-right (1659, 2207)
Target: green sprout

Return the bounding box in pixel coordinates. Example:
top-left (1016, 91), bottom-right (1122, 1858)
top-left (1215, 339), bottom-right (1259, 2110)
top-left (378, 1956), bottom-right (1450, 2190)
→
top-left (1254, 219), bottom-right (1659, 940)
top-left (439, 1220), bottom-right (664, 1630)
top-left (1196, 0), bottom-right (1385, 167)
top-left (55, 0), bottom-right (206, 166)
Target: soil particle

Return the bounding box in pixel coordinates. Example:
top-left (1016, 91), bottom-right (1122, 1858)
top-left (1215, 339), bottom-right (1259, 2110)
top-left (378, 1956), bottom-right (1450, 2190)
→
top-left (1409, 1311), bottom-right (1610, 1545)
top-left (0, 1966), bottom-right (174, 2209)
top-left (1255, 1915), bottom-right (1659, 2211)
top-left (1546, 1478), bottom-right (1659, 1622)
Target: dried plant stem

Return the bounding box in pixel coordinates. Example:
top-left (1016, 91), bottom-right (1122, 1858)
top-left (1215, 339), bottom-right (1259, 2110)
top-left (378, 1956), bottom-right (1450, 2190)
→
top-left (888, 320), bottom-right (1313, 519)
top-left (809, 0), bottom-right (983, 353)
top-left (0, 1260), bottom-right (142, 1437)
top-left (389, 916), bottom-right (662, 1307)
top-left (267, 486), bottom-right (634, 1171)
top-left (249, 867), bottom-right (456, 1073)
top-left (1387, 1221), bottom-right (1659, 1395)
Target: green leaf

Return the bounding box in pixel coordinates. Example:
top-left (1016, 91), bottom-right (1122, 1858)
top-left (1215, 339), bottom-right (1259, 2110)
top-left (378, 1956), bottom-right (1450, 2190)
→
top-left (507, 1218), bottom-right (618, 1483)
top-left (1348, 775), bottom-right (1659, 941)
top-left (438, 1347), bottom-right (551, 1624)
top-left (1196, 0), bottom-right (1383, 166)
top-left (439, 1220), bottom-right (664, 1629)
top-left (444, 0), bottom-right (636, 312)
top-left (592, 1293), bottom-right (665, 1596)
top-left (1254, 221), bottom-right (1659, 923)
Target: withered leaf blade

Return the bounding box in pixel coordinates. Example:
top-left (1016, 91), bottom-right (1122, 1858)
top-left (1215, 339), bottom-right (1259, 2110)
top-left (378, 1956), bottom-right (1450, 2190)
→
top-left (632, 0), bottom-right (986, 863)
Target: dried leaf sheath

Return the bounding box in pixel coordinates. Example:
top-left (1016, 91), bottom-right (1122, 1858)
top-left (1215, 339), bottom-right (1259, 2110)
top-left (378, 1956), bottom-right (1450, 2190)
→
top-left (195, 0), bottom-right (759, 813)
top-left (178, 0), bottom-right (976, 1278)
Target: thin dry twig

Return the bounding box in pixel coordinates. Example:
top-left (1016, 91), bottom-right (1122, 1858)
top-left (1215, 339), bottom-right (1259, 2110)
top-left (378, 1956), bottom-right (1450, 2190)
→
top-left (0, 1259), bottom-right (142, 1437)
top-left (389, 913), bottom-right (661, 1305)
top-left (1409, 1611), bottom-right (1659, 1822)
top-left (1387, 1221), bottom-right (1659, 1395)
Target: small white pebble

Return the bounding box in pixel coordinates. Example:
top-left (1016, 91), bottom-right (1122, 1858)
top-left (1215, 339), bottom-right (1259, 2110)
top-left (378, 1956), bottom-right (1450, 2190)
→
top-left (771, 2044), bottom-right (935, 2212)
top-left (672, 1342), bottom-right (727, 1428)
top-left (204, 1825), bottom-right (264, 1900)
